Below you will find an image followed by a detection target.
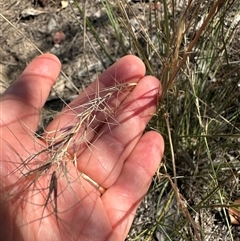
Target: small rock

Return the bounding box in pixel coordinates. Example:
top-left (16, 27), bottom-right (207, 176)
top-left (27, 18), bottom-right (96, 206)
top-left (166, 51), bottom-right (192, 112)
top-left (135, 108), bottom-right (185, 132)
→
top-left (47, 17), bottom-right (57, 33)
top-left (20, 8), bottom-right (47, 18)
top-left (53, 31), bottom-right (66, 44)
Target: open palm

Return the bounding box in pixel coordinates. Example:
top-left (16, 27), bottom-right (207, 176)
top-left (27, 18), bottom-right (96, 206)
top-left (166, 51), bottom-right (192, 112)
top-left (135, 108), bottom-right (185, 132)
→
top-left (0, 54), bottom-right (164, 241)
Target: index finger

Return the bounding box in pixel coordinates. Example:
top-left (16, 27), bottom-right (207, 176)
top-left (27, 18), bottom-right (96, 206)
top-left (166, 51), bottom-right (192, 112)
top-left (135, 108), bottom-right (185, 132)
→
top-left (0, 54), bottom-right (61, 133)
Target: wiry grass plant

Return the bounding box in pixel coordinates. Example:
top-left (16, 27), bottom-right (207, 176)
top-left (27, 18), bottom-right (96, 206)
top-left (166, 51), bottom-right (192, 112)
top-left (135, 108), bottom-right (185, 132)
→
top-left (87, 0), bottom-right (240, 240)
top-left (1, 0), bottom-right (240, 240)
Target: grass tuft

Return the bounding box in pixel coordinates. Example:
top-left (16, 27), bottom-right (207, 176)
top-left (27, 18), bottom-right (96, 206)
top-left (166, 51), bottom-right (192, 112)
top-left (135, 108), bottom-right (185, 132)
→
top-left (1, 0), bottom-right (240, 240)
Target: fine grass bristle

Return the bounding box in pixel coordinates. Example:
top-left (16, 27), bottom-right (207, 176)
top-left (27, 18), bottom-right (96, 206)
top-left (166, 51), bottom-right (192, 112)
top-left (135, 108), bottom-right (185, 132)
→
top-left (2, 78), bottom-right (137, 240)
top-left (1, 0), bottom-right (240, 240)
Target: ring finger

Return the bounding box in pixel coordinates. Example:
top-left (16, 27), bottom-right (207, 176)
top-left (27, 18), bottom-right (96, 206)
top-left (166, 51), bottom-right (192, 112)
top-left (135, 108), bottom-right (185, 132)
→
top-left (76, 75), bottom-right (161, 189)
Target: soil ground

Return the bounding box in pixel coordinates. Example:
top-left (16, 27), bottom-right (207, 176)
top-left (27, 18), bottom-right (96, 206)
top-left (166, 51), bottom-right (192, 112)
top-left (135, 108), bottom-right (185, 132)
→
top-left (1, 1), bottom-right (240, 241)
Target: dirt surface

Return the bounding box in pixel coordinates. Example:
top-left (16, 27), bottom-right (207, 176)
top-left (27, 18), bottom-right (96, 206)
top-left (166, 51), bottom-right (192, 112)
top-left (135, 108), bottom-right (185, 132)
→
top-left (1, 1), bottom-right (240, 241)
top-left (1, 1), bottom-right (112, 97)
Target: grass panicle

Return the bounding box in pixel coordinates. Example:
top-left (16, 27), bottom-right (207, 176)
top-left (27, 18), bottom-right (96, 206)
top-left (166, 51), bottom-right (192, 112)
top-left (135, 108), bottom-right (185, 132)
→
top-left (1, 0), bottom-right (240, 240)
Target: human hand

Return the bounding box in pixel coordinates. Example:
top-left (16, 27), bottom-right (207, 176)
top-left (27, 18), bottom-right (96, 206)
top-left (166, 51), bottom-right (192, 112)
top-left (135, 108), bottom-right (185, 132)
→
top-left (0, 54), bottom-right (164, 241)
